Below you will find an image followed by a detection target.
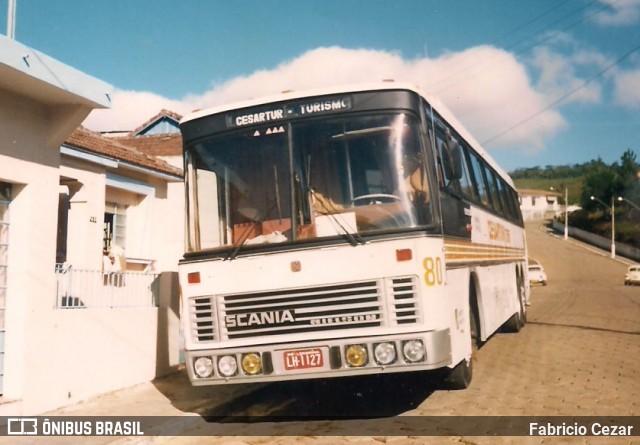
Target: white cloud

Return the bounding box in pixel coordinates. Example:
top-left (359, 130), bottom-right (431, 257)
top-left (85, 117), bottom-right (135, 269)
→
top-left (83, 46), bottom-right (565, 153)
top-left (593, 0), bottom-right (640, 26)
top-left (613, 68), bottom-right (640, 108)
top-left (83, 91), bottom-right (190, 132)
top-left (530, 47), bottom-right (603, 105)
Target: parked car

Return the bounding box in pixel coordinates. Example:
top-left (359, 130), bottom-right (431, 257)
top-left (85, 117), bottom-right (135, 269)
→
top-left (624, 265), bottom-right (640, 285)
top-left (528, 263), bottom-right (547, 286)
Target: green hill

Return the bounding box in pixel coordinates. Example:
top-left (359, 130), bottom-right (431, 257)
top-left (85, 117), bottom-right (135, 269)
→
top-left (509, 151), bottom-right (640, 249)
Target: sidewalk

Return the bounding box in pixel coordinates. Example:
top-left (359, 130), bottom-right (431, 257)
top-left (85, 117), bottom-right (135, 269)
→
top-left (1, 369), bottom-right (263, 444)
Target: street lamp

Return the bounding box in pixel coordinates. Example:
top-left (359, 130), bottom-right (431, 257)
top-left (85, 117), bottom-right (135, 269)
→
top-left (590, 195), bottom-right (616, 258)
top-left (617, 196), bottom-right (640, 211)
top-left (551, 186), bottom-right (569, 240)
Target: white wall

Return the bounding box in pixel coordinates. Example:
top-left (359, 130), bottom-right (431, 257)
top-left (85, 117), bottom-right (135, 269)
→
top-left (0, 84), bottom-right (183, 415)
top-left (23, 307), bottom-right (159, 414)
top-left (61, 160), bottom-right (107, 270)
top-left (154, 180), bottom-right (185, 272)
top-left (1, 88), bottom-right (183, 415)
top-left (0, 90), bottom-right (63, 407)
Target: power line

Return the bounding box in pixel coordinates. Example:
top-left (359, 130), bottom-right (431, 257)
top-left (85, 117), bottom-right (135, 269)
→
top-left (481, 41), bottom-right (640, 146)
top-left (489, 0), bottom-right (574, 47)
top-left (431, 0), bottom-right (611, 94)
top-left (424, 1), bottom-right (579, 90)
top-left (423, 1), bottom-right (578, 89)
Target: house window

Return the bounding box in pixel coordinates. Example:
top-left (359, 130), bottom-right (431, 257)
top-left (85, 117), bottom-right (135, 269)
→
top-left (56, 186), bottom-right (70, 264)
top-left (104, 202), bottom-right (127, 251)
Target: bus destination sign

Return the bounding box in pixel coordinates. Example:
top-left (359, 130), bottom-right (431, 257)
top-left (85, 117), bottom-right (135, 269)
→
top-left (227, 96), bottom-right (352, 128)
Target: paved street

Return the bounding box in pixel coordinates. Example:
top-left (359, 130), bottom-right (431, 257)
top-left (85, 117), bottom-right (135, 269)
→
top-left (5, 221), bottom-right (640, 444)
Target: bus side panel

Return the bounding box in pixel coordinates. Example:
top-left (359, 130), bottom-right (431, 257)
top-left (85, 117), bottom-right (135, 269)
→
top-left (475, 263), bottom-right (519, 340)
top-left (445, 267), bottom-right (472, 368)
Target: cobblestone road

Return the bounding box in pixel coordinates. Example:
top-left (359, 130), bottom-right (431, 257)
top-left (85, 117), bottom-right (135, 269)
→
top-left (7, 222), bottom-right (640, 444)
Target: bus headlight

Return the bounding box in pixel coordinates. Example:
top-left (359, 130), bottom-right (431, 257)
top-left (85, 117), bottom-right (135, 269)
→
top-left (373, 342), bottom-right (397, 365)
top-left (241, 353), bottom-right (262, 375)
top-left (402, 339), bottom-right (426, 363)
top-left (218, 355), bottom-right (238, 377)
top-left (345, 344), bottom-right (368, 367)
top-left (193, 356), bottom-right (214, 378)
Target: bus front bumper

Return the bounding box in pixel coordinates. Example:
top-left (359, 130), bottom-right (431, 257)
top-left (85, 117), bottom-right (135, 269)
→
top-left (185, 329), bottom-right (451, 385)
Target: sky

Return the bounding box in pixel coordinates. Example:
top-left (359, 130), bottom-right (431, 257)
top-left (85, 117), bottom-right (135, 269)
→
top-left (2, 0), bottom-right (640, 172)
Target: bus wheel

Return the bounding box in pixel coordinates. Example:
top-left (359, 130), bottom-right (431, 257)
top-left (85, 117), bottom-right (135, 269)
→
top-left (502, 272), bottom-right (526, 333)
top-left (444, 300), bottom-right (478, 390)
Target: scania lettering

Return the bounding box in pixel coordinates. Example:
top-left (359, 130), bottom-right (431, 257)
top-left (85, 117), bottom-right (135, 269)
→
top-left (179, 83), bottom-right (529, 389)
top-left (225, 310), bottom-right (296, 327)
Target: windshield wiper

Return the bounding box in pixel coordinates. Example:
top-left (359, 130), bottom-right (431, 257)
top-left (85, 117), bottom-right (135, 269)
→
top-left (225, 197), bottom-right (280, 261)
top-left (308, 187), bottom-right (366, 246)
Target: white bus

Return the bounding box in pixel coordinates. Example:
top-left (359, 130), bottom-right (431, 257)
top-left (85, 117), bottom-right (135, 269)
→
top-left (179, 82), bottom-right (529, 389)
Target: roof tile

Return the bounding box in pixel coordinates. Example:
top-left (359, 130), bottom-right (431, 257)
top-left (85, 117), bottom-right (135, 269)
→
top-left (117, 133), bottom-right (183, 157)
top-left (64, 127), bottom-right (182, 177)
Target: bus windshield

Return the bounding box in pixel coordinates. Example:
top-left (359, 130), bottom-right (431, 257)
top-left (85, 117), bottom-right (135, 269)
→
top-left (186, 112), bottom-right (432, 253)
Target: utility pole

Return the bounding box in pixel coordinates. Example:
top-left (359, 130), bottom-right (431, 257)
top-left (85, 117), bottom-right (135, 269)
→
top-left (611, 195), bottom-right (616, 259)
top-left (7, 0), bottom-right (16, 39)
top-left (563, 187), bottom-right (568, 240)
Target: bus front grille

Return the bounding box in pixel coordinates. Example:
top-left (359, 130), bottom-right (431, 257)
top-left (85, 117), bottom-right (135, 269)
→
top-left (190, 296), bottom-right (216, 342)
top-left (188, 276), bottom-right (421, 342)
top-left (220, 280), bottom-right (385, 339)
top-left (390, 276), bottom-right (419, 324)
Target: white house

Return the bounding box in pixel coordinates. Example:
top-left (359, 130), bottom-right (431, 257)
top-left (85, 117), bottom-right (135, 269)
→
top-left (0, 34), bottom-right (111, 413)
top-left (0, 35), bottom-right (183, 415)
top-left (518, 188), bottom-right (562, 221)
top-left (60, 127), bottom-right (183, 273)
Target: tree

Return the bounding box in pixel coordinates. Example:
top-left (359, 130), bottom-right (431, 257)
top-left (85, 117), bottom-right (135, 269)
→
top-left (618, 149), bottom-right (639, 200)
top-left (579, 158), bottom-right (619, 210)
top-left (578, 151), bottom-right (639, 209)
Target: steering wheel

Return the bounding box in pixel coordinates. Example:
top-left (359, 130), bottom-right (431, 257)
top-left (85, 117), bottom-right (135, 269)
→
top-left (350, 193), bottom-right (401, 206)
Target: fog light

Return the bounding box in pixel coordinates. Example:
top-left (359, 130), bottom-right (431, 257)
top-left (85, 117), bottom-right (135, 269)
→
top-left (345, 344), bottom-right (368, 367)
top-left (374, 342), bottom-right (397, 365)
top-left (241, 353), bottom-right (262, 375)
top-left (193, 356), bottom-right (214, 378)
top-left (402, 339), bottom-right (426, 363)
top-left (218, 355), bottom-right (238, 377)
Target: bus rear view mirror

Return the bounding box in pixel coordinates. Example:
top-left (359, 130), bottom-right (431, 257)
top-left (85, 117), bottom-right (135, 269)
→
top-left (442, 140), bottom-right (463, 181)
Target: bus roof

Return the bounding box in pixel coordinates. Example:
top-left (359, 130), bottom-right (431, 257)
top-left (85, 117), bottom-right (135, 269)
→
top-left (181, 82), bottom-right (514, 188)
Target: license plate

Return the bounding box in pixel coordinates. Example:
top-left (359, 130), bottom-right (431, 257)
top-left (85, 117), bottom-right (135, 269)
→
top-left (283, 348), bottom-right (324, 371)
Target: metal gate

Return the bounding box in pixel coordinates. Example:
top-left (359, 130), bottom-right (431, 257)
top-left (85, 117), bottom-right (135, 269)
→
top-left (0, 182), bottom-right (11, 394)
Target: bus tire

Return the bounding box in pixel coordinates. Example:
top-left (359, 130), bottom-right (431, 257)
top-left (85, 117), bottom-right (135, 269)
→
top-left (502, 269), bottom-right (526, 333)
top-left (502, 311), bottom-right (523, 333)
top-left (444, 291), bottom-right (478, 390)
top-left (445, 355), bottom-right (472, 390)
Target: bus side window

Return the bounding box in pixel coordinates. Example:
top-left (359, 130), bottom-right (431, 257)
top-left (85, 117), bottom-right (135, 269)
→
top-left (468, 151), bottom-right (492, 209)
top-left (433, 131), bottom-right (447, 188)
top-left (435, 129), bottom-right (464, 193)
top-left (458, 144), bottom-right (476, 200)
top-left (498, 179), bottom-right (517, 222)
top-left (485, 165), bottom-right (504, 215)
top-left (512, 189), bottom-right (524, 224)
